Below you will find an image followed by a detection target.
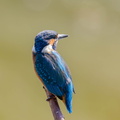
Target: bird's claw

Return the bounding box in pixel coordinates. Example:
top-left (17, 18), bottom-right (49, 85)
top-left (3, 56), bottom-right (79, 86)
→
top-left (43, 86), bottom-right (56, 101)
top-left (46, 95), bottom-right (55, 101)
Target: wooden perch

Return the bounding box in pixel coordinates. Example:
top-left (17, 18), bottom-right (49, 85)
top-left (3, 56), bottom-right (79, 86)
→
top-left (44, 87), bottom-right (65, 120)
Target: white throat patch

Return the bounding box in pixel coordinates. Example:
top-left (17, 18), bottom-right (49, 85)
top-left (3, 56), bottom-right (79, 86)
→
top-left (32, 46), bottom-right (36, 53)
top-left (41, 44), bottom-right (53, 54)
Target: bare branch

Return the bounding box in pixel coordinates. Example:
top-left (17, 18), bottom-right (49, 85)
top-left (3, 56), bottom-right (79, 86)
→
top-left (44, 87), bottom-right (65, 120)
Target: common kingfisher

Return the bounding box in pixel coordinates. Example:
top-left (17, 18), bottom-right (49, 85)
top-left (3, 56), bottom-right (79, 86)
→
top-left (32, 30), bottom-right (75, 113)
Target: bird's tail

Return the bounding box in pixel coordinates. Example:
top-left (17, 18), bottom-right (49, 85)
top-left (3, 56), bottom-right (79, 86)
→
top-left (62, 84), bottom-right (73, 113)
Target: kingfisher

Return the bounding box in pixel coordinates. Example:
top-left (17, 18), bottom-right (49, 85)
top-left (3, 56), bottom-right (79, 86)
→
top-left (32, 30), bottom-right (75, 113)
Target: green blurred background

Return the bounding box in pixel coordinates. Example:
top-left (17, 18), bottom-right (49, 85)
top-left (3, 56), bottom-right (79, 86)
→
top-left (0, 0), bottom-right (120, 120)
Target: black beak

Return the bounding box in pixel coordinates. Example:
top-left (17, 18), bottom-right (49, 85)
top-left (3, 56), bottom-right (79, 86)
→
top-left (57, 34), bottom-right (68, 40)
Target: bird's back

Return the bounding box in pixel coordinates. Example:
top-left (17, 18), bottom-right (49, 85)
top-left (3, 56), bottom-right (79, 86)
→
top-left (34, 51), bottom-right (74, 113)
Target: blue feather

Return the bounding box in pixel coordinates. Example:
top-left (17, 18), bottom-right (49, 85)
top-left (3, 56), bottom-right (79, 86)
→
top-left (34, 51), bottom-right (74, 113)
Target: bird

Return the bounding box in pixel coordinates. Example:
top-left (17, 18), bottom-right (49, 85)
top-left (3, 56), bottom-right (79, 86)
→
top-left (32, 30), bottom-right (75, 113)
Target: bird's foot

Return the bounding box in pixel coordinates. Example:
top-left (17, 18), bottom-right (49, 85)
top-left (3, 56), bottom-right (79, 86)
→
top-left (43, 86), bottom-right (56, 101)
top-left (43, 86), bottom-right (46, 89)
top-left (46, 94), bottom-right (55, 101)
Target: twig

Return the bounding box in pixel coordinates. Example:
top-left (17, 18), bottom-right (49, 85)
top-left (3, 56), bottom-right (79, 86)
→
top-left (44, 87), bottom-right (65, 120)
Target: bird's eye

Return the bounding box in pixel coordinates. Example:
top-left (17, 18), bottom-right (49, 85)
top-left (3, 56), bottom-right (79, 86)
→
top-left (55, 35), bottom-right (58, 39)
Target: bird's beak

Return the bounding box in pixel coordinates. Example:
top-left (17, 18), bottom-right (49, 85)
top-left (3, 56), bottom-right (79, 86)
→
top-left (57, 34), bottom-right (68, 40)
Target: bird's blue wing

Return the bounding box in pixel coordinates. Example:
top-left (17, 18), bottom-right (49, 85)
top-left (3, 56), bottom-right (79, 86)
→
top-left (34, 51), bottom-right (74, 97)
top-left (34, 51), bottom-right (74, 113)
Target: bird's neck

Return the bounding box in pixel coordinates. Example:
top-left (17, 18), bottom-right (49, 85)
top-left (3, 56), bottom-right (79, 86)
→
top-left (41, 44), bottom-right (54, 54)
top-left (33, 41), bottom-right (55, 54)
top-left (34, 41), bottom-right (48, 53)
top-left (33, 40), bottom-right (58, 54)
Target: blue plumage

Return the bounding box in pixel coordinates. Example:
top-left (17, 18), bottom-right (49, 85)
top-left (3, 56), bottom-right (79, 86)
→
top-left (32, 30), bottom-right (74, 113)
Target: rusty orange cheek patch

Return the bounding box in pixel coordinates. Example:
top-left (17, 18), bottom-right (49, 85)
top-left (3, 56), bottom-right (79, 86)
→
top-left (49, 39), bottom-right (55, 45)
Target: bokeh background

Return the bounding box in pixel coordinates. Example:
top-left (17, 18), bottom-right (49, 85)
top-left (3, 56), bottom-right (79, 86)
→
top-left (0, 0), bottom-right (120, 120)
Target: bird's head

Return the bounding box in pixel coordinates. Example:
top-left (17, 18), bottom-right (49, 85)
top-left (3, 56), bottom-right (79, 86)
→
top-left (33, 30), bottom-right (68, 54)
